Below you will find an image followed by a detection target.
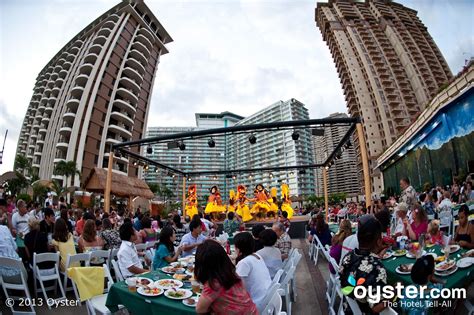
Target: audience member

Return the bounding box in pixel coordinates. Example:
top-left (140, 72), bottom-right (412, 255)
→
top-left (152, 226), bottom-right (182, 269)
top-left (256, 229), bottom-right (282, 279)
top-left (138, 216), bottom-right (157, 243)
top-left (100, 218), bottom-right (122, 250)
top-left (172, 214), bottom-right (187, 247)
top-left (223, 212), bottom-right (240, 235)
top-left (329, 219), bottom-right (352, 273)
top-left (179, 220), bottom-right (206, 257)
top-left (117, 222), bottom-right (148, 278)
top-left (454, 205), bottom-right (473, 249)
top-left (24, 219), bottom-right (54, 269)
top-left (251, 225), bottom-right (265, 252)
top-left (272, 222), bottom-right (292, 260)
top-left (52, 218), bottom-right (78, 272)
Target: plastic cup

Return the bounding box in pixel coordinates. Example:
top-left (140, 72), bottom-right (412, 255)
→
top-left (126, 277), bottom-right (137, 292)
top-left (191, 280), bottom-right (201, 294)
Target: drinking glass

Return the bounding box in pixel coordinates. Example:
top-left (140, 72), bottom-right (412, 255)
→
top-left (126, 277), bottom-right (137, 292)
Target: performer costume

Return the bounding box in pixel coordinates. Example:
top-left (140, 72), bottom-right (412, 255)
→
top-left (268, 187), bottom-right (278, 216)
top-left (281, 183), bottom-right (294, 219)
top-left (205, 186), bottom-right (226, 214)
top-left (227, 189), bottom-right (236, 213)
top-left (236, 185), bottom-right (252, 222)
top-left (250, 184), bottom-right (271, 216)
top-left (185, 185), bottom-right (198, 219)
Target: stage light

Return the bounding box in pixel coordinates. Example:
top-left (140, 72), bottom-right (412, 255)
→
top-left (291, 131), bottom-right (299, 141)
top-left (232, 175), bottom-right (236, 180)
top-left (325, 165), bottom-right (330, 170)
top-left (248, 134), bottom-right (257, 144)
top-left (133, 161), bottom-right (138, 167)
top-left (156, 168), bottom-right (160, 173)
top-left (146, 146), bottom-right (153, 154)
top-left (172, 174), bottom-right (176, 178)
top-left (144, 164), bottom-right (149, 171)
top-left (187, 177), bottom-right (192, 181)
top-left (213, 176), bottom-right (217, 180)
top-left (249, 175), bottom-right (253, 180)
top-left (178, 142), bottom-right (186, 150)
top-left (269, 173), bottom-right (273, 178)
top-left (208, 138), bottom-right (216, 148)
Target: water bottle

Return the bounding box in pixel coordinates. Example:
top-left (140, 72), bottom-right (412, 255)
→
top-left (400, 237), bottom-right (406, 250)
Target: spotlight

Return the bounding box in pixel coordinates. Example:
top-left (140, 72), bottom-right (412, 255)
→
top-left (325, 166), bottom-right (330, 170)
top-left (213, 176), bottom-right (217, 180)
top-left (248, 134), bottom-right (257, 144)
top-left (232, 175), bottom-right (236, 180)
top-left (249, 175), bottom-right (253, 180)
top-left (269, 173), bottom-right (273, 178)
top-left (178, 142), bottom-right (186, 150)
top-left (144, 164), bottom-right (149, 171)
top-left (208, 138), bottom-right (216, 148)
top-left (146, 146), bottom-right (153, 154)
top-left (172, 174), bottom-right (176, 178)
top-left (291, 131), bottom-right (299, 141)
top-left (133, 161), bottom-right (138, 167)
top-left (156, 168), bottom-right (159, 173)
top-left (187, 177), bottom-right (192, 181)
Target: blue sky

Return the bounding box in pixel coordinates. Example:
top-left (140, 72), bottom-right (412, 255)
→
top-left (0, 0), bottom-right (472, 174)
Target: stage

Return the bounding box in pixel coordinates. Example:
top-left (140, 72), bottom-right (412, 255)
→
top-left (215, 215), bottom-right (309, 239)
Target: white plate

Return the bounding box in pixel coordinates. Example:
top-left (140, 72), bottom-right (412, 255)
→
top-left (435, 260), bottom-right (456, 272)
top-left (164, 289), bottom-right (193, 300)
top-left (171, 261), bottom-right (187, 268)
top-left (155, 279), bottom-right (183, 289)
top-left (137, 286), bottom-right (164, 297)
top-left (182, 296), bottom-right (199, 307)
top-left (162, 266), bottom-right (185, 274)
top-left (134, 277), bottom-right (153, 287)
top-left (406, 250), bottom-right (427, 259)
top-left (393, 249), bottom-right (407, 257)
top-left (185, 269), bottom-right (194, 276)
top-left (395, 264), bottom-right (413, 275)
top-left (435, 266), bottom-right (458, 276)
top-left (381, 252), bottom-right (393, 260)
top-left (441, 245), bottom-right (461, 254)
top-left (463, 249), bottom-right (474, 258)
top-left (457, 257), bottom-right (474, 268)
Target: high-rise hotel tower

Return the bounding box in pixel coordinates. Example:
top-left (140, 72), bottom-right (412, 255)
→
top-left (316, 0), bottom-right (452, 195)
top-left (16, 0), bottom-right (172, 186)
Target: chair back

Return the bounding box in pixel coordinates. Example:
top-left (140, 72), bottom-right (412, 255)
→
top-left (90, 250), bottom-right (110, 268)
top-left (279, 265), bottom-right (296, 289)
top-left (0, 257), bottom-right (28, 284)
top-left (259, 282), bottom-right (281, 314)
top-left (34, 252), bottom-right (60, 265)
top-left (135, 243), bottom-right (147, 251)
top-left (262, 288), bottom-right (283, 315)
top-left (271, 269), bottom-right (284, 286)
top-left (145, 240), bottom-right (157, 250)
top-left (111, 259), bottom-right (124, 282)
top-left (66, 253), bottom-right (91, 268)
top-left (110, 248), bottom-right (119, 261)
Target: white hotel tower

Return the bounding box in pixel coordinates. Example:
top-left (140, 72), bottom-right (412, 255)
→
top-left (15, 0), bottom-right (172, 186)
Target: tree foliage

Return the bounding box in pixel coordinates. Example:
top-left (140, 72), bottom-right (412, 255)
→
top-left (53, 160), bottom-right (80, 187)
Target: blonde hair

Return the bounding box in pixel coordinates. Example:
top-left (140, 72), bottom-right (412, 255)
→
top-left (332, 219), bottom-right (352, 245)
top-left (428, 220), bottom-right (440, 235)
top-left (28, 218), bottom-right (40, 231)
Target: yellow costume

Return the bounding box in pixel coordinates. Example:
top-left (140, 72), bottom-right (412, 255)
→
top-left (227, 190), bottom-right (236, 213)
top-left (185, 185), bottom-right (198, 219)
top-left (236, 185), bottom-right (252, 222)
top-left (205, 186), bottom-right (226, 214)
top-left (268, 187), bottom-right (278, 216)
top-left (281, 183), bottom-right (294, 219)
top-left (250, 184), bottom-right (271, 216)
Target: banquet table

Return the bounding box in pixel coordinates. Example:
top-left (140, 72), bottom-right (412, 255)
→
top-left (106, 270), bottom-right (197, 315)
top-left (382, 245), bottom-right (474, 289)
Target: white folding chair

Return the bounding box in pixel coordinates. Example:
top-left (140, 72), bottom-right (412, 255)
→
top-left (439, 208), bottom-right (452, 235)
top-left (259, 283), bottom-right (281, 314)
top-left (0, 257), bottom-right (35, 314)
top-left (328, 279), bottom-right (344, 315)
top-left (145, 240), bottom-right (156, 259)
top-left (272, 269), bottom-right (284, 285)
top-left (262, 288), bottom-right (287, 315)
top-left (63, 253), bottom-right (91, 297)
top-left (109, 248), bottom-right (119, 261)
top-left (33, 252), bottom-right (66, 309)
top-left (278, 265), bottom-right (296, 315)
top-left (70, 264), bottom-right (124, 315)
top-left (313, 235), bottom-right (326, 265)
top-left (326, 257), bottom-right (340, 310)
top-left (90, 250), bottom-right (111, 270)
top-left (345, 296), bottom-right (363, 315)
top-left (380, 306), bottom-right (398, 315)
top-left (111, 259), bottom-right (124, 282)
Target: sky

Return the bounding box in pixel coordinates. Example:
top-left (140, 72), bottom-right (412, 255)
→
top-left (0, 0), bottom-right (473, 174)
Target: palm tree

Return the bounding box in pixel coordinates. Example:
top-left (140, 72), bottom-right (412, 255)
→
top-left (53, 160), bottom-right (81, 187)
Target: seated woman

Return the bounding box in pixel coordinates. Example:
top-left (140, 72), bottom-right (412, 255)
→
top-left (404, 203), bottom-right (428, 241)
top-left (426, 220), bottom-right (444, 246)
top-left (77, 219), bottom-right (104, 265)
top-left (152, 226), bottom-right (182, 270)
top-left (138, 216), bottom-right (157, 244)
top-left (256, 229), bottom-right (282, 279)
top-left (195, 239), bottom-right (258, 315)
top-left (52, 218), bottom-right (78, 272)
top-left (329, 219), bottom-right (352, 273)
top-left (309, 213), bottom-right (332, 247)
top-left (234, 232), bottom-right (271, 311)
top-left (24, 218), bottom-right (55, 270)
top-left (454, 204), bottom-right (474, 249)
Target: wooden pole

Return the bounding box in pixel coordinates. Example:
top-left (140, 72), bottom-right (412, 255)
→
top-left (104, 150), bottom-right (114, 213)
top-left (356, 123), bottom-right (372, 207)
top-left (182, 176), bottom-right (186, 218)
top-left (323, 167), bottom-right (329, 223)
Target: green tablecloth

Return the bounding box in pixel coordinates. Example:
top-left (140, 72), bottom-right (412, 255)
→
top-left (106, 271), bottom-right (196, 315)
top-left (328, 223), bottom-right (357, 235)
top-left (16, 236), bottom-right (25, 248)
top-left (382, 245), bottom-right (474, 289)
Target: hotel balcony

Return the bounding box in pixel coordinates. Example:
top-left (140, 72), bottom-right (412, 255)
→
top-left (55, 78), bottom-right (64, 87)
top-left (37, 137), bottom-right (45, 145)
top-left (84, 52), bottom-right (98, 64)
top-left (63, 61), bottom-right (73, 70)
top-left (135, 34), bottom-right (153, 51)
top-left (110, 109), bottom-right (134, 125)
top-left (52, 174), bottom-right (64, 181)
top-left (108, 123), bottom-right (132, 138)
top-left (66, 98), bottom-right (80, 111)
top-left (125, 58), bottom-right (146, 75)
top-left (138, 28), bottom-right (155, 45)
top-left (41, 115), bottom-right (51, 124)
top-left (58, 69), bottom-right (68, 79)
top-left (89, 43), bottom-right (102, 55)
top-left (30, 133), bottom-right (38, 139)
top-left (52, 86), bottom-right (61, 96)
top-left (113, 98), bottom-right (136, 114)
top-left (59, 123), bottom-right (73, 136)
top-left (66, 53), bottom-right (76, 62)
top-left (132, 41), bottom-right (151, 58)
top-left (63, 111), bottom-right (76, 123)
top-left (93, 35), bottom-right (108, 46)
top-left (32, 162), bottom-right (41, 168)
top-left (116, 87), bottom-right (138, 105)
top-left (122, 67), bottom-right (143, 84)
top-left (98, 28), bottom-right (111, 37)
top-left (76, 74), bottom-right (89, 86)
top-left (37, 105), bottom-right (46, 113)
top-left (48, 96), bottom-right (57, 105)
top-left (54, 157), bottom-right (66, 164)
top-left (79, 63), bottom-right (93, 75)
top-left (105, 151), bottom-right (129, 163)
top-left (34, 150), bottom-right (42, 157)
top-left (50, 73), bottom-right (59, 81)
top-left (102, 20), bottom-right (115, 30)
top-left (56, 137), bottom-right (69, 150)
top-left (71, 85), bottom-right (85, 98)
top-left (128, 49), bottom-right (148, 67)
top-left (120, 77), bottom-right (140, 94)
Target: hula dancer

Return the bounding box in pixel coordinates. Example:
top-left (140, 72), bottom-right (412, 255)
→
top-left (236, 185), bottom-right (253, 222)
top-left (185, 184), bottom-right (198, 219)
top-left (204, 186), bottom-right (226, 220)
top-left (250, 184), bottom-right (271, 220)
top-left (228, 189), bottom-right (236, 213)
top-left (281, 183), bottom-right (294, 219)
top-left (267, 187), bottom-right (278, 218)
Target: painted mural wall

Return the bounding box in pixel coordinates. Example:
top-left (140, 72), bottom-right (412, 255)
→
top-left (382, 87), bottom-right (474, 195)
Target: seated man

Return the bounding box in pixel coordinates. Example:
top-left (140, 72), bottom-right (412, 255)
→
top-left (117, 222), bottom-right (148, 278)
top-left (179, 220), bottom-right (206, 257)
top-left (339, 215), bottom-right (388, 314)
top-left (223, 211), bottom-right (241, 235)
top-left (272, 222), bottom-right (292, 260)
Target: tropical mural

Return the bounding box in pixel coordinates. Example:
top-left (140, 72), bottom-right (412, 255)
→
top-left (382, 87), bottom-right (474, 195)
